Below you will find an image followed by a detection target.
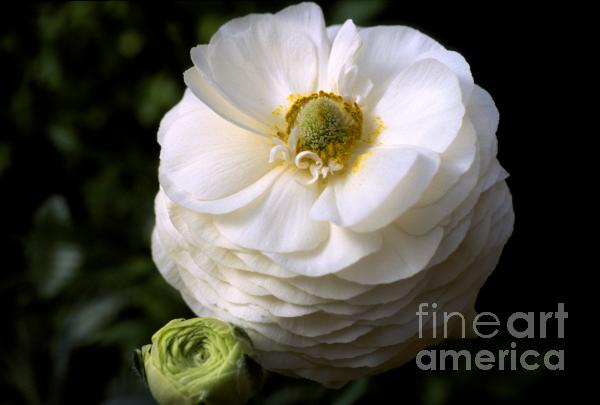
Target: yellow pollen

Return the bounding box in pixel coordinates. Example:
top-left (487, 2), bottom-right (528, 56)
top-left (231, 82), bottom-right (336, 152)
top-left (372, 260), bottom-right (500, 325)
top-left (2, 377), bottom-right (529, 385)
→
top-left (364, 115), bottom-right (385, 145)
top-left (351, 151), bottom-right (373, 173)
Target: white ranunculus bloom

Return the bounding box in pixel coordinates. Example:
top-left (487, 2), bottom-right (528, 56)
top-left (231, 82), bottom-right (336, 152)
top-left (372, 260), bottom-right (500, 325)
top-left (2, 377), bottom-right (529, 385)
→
top-left (153, 2), bottom-right (514, 387)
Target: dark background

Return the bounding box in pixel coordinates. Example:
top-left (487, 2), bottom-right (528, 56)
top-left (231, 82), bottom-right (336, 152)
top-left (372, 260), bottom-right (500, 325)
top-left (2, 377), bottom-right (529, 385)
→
top-left (0, 1), bottom-right (575, 404)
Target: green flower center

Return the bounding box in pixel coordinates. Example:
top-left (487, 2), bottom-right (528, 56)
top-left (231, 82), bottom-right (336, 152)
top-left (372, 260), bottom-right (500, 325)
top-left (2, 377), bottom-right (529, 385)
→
top-left (284, 91), bottom-right (362, 167)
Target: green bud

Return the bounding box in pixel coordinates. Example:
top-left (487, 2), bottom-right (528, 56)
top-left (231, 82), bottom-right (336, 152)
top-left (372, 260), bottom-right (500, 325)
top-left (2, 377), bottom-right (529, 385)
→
top-left (135, 318), bottom-right (263, 405)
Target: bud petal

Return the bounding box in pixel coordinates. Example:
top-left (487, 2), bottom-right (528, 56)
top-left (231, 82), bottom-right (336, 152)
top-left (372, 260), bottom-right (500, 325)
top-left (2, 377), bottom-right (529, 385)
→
top-left (136, 318), bottom-right (263, 405)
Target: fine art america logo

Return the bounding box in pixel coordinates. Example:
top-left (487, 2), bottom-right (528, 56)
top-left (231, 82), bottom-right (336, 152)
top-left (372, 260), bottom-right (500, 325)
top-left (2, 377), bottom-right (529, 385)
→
top-left (415, 303), bottom-right (567, 371)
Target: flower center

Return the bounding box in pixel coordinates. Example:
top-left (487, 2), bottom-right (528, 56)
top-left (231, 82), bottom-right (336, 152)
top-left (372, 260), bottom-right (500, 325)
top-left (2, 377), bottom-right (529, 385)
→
top-left (287, 91), bottom-right (362, 164)
top-left (270, 91), bottom-right (362, 183)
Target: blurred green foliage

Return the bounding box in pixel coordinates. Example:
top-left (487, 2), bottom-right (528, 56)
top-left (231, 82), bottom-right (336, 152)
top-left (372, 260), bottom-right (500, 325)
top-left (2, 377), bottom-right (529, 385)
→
top-left (0, 2), bottom-right (565, 404)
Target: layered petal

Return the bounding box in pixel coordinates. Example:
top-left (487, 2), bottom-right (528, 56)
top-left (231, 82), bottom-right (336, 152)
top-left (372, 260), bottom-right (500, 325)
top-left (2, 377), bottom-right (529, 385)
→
top-left (158, 97), bottom-right (289, 215)
top-left (265, 224), bottom-right (382, 276)
top-left (312, 146), bottom-right (440, 231)
top-left (183, 66), bottom-right (271, 135)
top-left (214, 169), bottom-right (329, 253)
top-left (336, 225), bottom-right (444, 284)
top-left (157, 89), bottom-right (202, 146)
top-left (357, 25), bottom-right (442, 105)
top-left (357, 25), bottom-right (473, 107)
top-left (186, 3), bottom-right (329, 131)
top-left (159, 104), bottom-right (273, 200)
top-left (374, 58), bottom-right (465, 153)
top-left (326, 20), bottom-right (371, 100)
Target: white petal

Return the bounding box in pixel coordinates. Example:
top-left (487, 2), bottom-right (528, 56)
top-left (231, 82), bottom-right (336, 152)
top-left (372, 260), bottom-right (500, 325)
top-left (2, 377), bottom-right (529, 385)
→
top-left (275, 2), bottom-right (330, 89)
top-left (326, 24), bottom-right (342, 41)
top-left (163, 166), bottom-right (286, 215)
top-left (352, 289), bottom-right (428, 322)
top-left (157, 89), bottom-right (201, 146)
top-left (346, 271), bottom-right (428, 305)
top-left (320, 146), bottom-right (440, 231)
top-left (260, 344), bottom-right (378, 367)
top-left (166, 199), bottom-right (243, 251)
top-left (278, 313), bottom-right (356, 338)
top-left (191, 5), bottom-right (329, 128)
top-left (374, 58), bottom-right (465, 153)
top-left (314, 301), bottom-right (368, 317)
top-left (234, 252), bottom-right (299, 279)
top-left (415, 49), bottom-right (474, 104)
top-left (210, 32), bottom-right (316, 121)
top-left (482, 159), bottom-right (509, 192)
top-left (357, 25), bottom-right (442, 104)
top-left (309, 184), bottom-right (340, 223)
top-left (396, 147), bottom-right (480, 235)
top-left (217, 266), bottom-right (329, 306)
top-left (266, 224), bottom-right (383, 276)
top-left (177, 261), bottom-right (273, 323)
top-left (327, 20), bottom-right (362, 94)
top-left (417, 117), bottom-right (477, 206)
top-left (214, 169), bottom-right (329, 253)
top-left (151, 227), bottom-right (182, 289)
top-left (425, 188), bottom-right (505, 291)
top-left (168, 209), bottom-right (251, 269)
top-left (153, 190), bottom-right (188, 253)
top-left (247, 323), bottom-right (323, 349)
top-left (336, 225), bottom-right (443, 284)
top-left (429, 213), bottom-right (472, 267)
top-left (468, 84), bottom-right (499, 174)
top-left (184, 66), bottom-right (271, 135)
top-left (182, 252), bottom-right (320, 319)
top-left (159, 106), bottom-right (274, 201)
top-left (290, 274), bottom-right (371, 301)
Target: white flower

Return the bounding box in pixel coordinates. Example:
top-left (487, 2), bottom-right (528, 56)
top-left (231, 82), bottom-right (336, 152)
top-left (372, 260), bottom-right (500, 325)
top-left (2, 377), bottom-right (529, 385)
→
top-left (152, 2), bottom-right (514, 387)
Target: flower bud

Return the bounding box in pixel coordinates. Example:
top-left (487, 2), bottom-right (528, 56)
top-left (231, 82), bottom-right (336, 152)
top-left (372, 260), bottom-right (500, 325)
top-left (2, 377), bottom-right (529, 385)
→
top-left (135, 318), bottom-right (263, 405)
